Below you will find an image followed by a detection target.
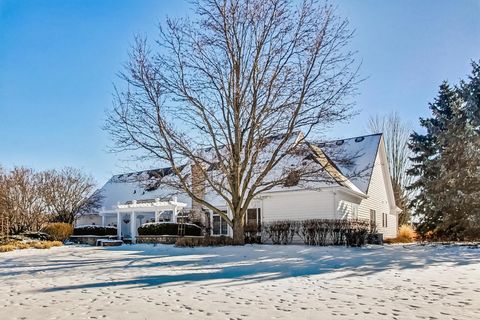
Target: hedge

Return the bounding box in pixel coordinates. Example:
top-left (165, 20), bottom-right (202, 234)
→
top-left (138, 222), bottom-right (201, 236)
top-left (175, 235), bottom-right (234, 247)
top-left (73, 225), bottom-right (117, 236)
top-left (262, 219), bottom-right (377, 247)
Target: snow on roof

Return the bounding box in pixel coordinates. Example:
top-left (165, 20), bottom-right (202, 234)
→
top-left (97, 168), bottom-right (190, 211)
top-left (96, 133), bottom-right (382, 210)
top-left (319, 133), bottom-right (382, 193)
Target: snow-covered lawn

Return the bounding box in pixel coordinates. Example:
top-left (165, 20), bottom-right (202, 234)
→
top-left (0, 244), bottom-right (479, 320)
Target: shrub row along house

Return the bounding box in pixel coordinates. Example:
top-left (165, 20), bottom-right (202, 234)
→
top-left (76, 133), bottom-right (399, 242)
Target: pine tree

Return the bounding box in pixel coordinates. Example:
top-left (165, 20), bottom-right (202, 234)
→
top-left (408, 61), bottom-right (480, 240)
top-left (437, 61), bottom-right (480, 239)
top-left (460, 61), bottom-right (480, 130)
top-left (407, 82), bottom-right (455, 237)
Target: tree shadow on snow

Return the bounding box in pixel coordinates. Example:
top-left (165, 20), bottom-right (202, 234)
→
top-left (36, 244), bottom-right (480, 293)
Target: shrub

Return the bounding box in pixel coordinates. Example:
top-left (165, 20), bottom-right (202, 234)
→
top-left (49, 240), bottom-right (63, 247)
top-left (244, 223), bottom-right (262, 244)
top-left (262, 220), bottom-right (298, 244)
top-left (0, 244), bottom-right (16, 252)
top-left (43, 223), bottom-right (73, 242)
top-left (175, 235), bottom-right (234, 247)
top-left (384, 225), bottom-right (417, 244)
top-left (14, 242), bottom-right (31, 249)
top-left (73, 225), bottom-right (117, 236)
top-left (30, 240), bottom-right (62, 249)
top-left (138, 222), bottom-right (201, 236)
top-left (0, 240), bottom-right (63, 252)
top-left (31, 241), bottom-right (53, 249)
top-left (397, 225), bottom-right (416, 242)
top-left (262, 219), bottom-right (374, 247)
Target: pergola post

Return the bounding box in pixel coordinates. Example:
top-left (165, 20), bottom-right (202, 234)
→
top-left (130, 211), bottom-right (136, 243)
top-left (116, 211), bottom-right (121, 240)
top-left (172, 206), bottom-right (178, 223)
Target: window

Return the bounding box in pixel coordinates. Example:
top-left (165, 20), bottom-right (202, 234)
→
top-left (245, 208), bottom-right (262, 231)
top-left (381, 213), bottom-right (388, 228)
top-left (370, 209), bottom-right (376, 225)
top-left (213, 211), bottom-right (228, 235)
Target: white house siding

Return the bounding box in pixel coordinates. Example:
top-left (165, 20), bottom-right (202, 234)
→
top-left (261, 189), bottom-right (337, 222)
top-left (335, 191), bottom-right (363, 220)
top-left (75, 214), bottom-right (101, 226)
top-left (358, 151), bottom-right (398, 239)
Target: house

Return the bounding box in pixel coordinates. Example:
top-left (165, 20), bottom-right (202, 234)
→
top-left (76, 133), bottom-right (399, 240)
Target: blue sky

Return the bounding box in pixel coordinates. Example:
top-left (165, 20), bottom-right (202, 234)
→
top-left (0, 0), bottom-right (479, 185)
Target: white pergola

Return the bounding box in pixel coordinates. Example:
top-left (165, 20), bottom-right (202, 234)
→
top-left (99, 197), bottom-right (187, 243)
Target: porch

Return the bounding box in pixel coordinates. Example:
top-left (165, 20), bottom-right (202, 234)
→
top-left (99, 197), bottom-right (187, 243)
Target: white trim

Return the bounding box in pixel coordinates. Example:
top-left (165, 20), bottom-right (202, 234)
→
top-left (377, 136), bottom-right (398, 214)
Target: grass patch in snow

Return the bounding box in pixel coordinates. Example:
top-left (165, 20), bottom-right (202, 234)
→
top-left (0, 240), bottom-right (63, 252)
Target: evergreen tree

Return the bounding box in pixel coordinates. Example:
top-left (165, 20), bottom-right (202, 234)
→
top-left (407, 83), bottom-right (455, 237)
top-left (460, 61), bottom-right (480, 130)
top-left (408, 61), bottom-right (480, 240)
top-left (432, 92), bottom-right (478, 239)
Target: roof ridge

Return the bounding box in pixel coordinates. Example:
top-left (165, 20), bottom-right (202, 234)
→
top-left (320, 132), bottom-right (383, 144)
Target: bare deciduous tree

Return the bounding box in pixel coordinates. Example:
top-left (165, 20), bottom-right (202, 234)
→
top-left (41, 167), bottom-right (103, 224)
top-left (368, 112), bottom-right (413, 225)
top-left (0, 167), bottom-right (101, 234)
top-left (0, 167), bottom-right (48, 234)
top-left (107, 0), bottom-right (359, 244)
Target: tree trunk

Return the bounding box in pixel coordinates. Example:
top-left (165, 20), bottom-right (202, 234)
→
top-left (232, 218), bottom-right (245, 245)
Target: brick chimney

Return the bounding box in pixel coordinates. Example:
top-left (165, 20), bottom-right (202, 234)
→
top-left (191, 164), bottom-right (205, 212)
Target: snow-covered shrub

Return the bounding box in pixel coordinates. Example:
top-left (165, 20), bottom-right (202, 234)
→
top-left (344, 221), bottom-right (370, 247)
top-left (73, 225), bottom-right (117, 236)
top-left (138, 222), bottom-right (201, 236)
top-left (43, 223), bottom-right (73, 242)
top-left (263, 219), bottom-right (374, 246)
top-left (20, 231), bottom-right (52, 241)
top-left (262, 220), bottom-right (298, 244)
top-left (175, 235), bottom-right (234, 247)
top-left (298, 219), bottom-right (332, 245)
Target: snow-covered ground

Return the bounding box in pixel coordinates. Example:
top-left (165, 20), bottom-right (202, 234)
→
top-left (0, 244), bottom-right (479, 320)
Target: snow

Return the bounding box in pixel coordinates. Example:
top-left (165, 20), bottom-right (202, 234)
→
top-left (74, 225), bottom-right (117, 229)
top-left (90, 133), bottom-right (381, 213)
top-left (0, 244), bottom-right (479, 319)
top-left (140, 222), bottom-right (200, 227)
top-left (96, 175), bottom-right (191, 211)
top-left (322, 133), bottom-right (382, 193)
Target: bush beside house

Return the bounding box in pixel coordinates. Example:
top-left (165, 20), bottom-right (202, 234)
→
top-left (175, 235), bottom-right (234, 247)
top-left (138, 222), bottom-right (202, 237)
top-left (261, 219), bottom-right (377, 247)
top-left (384, 224), bottom-right (417, 244)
